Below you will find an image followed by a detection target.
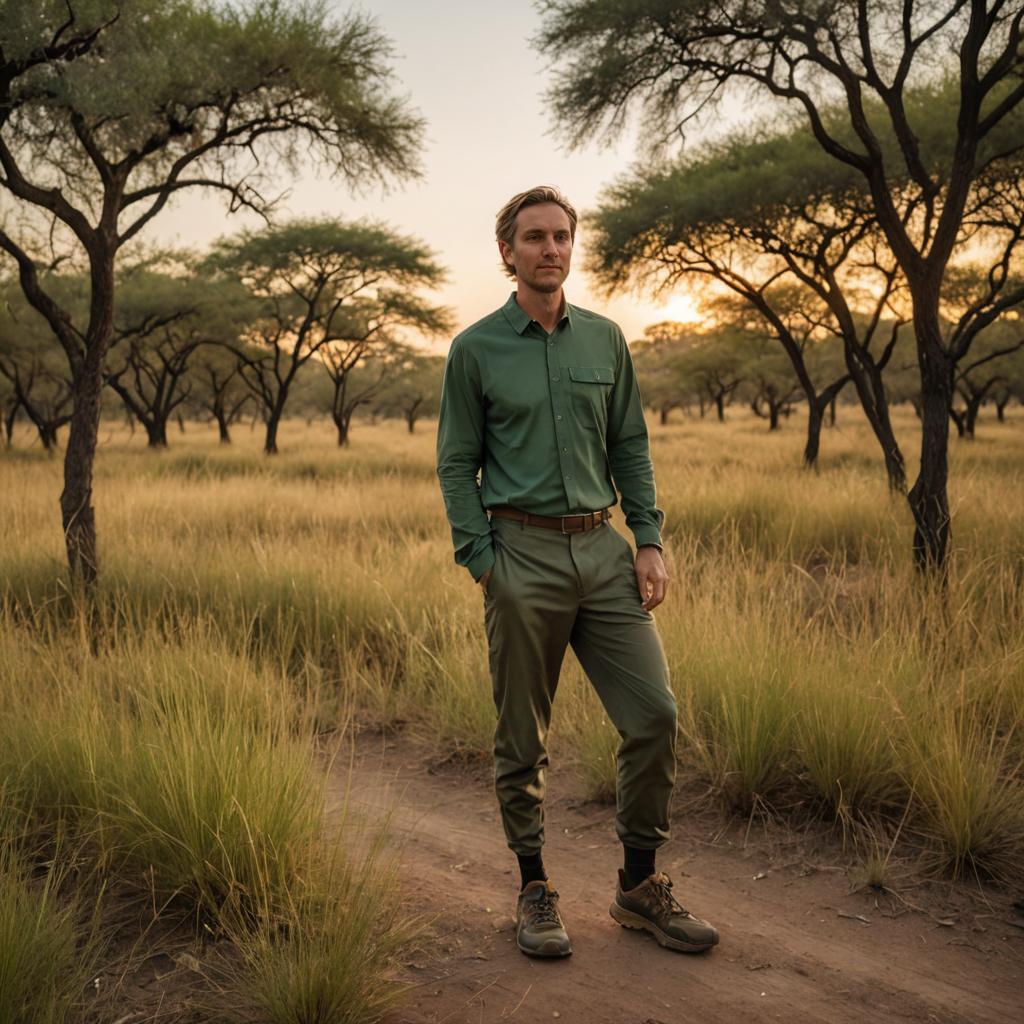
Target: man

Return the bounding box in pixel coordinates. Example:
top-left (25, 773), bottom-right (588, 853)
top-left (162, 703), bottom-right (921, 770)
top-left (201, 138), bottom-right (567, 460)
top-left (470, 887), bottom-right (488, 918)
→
top-left (436, 185), bottom-right (718, 959)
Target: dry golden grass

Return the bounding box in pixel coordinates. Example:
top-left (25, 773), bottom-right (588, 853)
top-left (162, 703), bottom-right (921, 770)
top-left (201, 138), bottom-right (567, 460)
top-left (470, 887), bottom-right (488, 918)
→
top-left (1, 403), bottom-right (1022, 1018)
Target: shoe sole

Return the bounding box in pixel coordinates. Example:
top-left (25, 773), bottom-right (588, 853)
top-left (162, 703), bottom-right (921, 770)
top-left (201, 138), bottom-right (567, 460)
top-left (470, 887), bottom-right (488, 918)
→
top-left (516, 935), bottom-right (573, 958)
top-left (609, 902), bottom-right (718, 953)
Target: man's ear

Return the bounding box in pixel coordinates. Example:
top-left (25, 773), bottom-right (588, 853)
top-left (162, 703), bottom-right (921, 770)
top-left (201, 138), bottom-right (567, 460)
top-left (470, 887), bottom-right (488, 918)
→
top-left (498, 240), bottom-right (515, 271)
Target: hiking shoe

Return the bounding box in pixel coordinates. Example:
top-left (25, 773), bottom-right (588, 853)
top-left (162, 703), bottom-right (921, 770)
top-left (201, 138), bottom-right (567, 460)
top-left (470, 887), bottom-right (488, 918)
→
top-left (610, 870), bottom-right (719, 953)
top-left (516, 880), bottom-right (572, 957)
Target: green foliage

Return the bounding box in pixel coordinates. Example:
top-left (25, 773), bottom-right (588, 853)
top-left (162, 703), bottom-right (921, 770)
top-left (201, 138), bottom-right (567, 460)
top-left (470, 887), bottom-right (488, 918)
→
top-left (6, 0), bottom-right (423, 196)
top-left (208, 219), bottom-right (443, 286)
top-left (221, 837), bottom-right (414, 1024)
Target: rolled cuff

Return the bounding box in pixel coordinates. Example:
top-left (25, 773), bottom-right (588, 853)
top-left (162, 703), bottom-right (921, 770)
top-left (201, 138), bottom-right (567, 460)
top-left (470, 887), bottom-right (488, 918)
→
top-left (631, 523), bottom-right (663, 550)
top-left (467, 544), bottom-right (495, 582)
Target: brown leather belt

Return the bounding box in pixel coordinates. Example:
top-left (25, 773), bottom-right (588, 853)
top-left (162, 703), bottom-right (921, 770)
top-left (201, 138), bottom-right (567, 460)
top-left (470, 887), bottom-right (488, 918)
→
top-left (489, 505), bottom-right (612, 534)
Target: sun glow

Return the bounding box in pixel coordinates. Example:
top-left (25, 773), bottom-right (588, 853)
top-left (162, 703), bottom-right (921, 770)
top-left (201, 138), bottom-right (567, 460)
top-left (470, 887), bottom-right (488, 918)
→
top-left (643, 292), bottom-right (703, 327)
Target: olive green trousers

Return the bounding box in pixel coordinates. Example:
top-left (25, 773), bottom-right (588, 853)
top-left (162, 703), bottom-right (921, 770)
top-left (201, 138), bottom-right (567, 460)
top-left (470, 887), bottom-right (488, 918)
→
top-left (483, 516), bottom-right (676, 856)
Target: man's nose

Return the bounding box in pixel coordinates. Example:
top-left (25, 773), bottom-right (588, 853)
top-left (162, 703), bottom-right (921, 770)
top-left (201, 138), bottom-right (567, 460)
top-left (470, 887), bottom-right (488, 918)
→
top-left (541, 236), bottom-right (558, 256)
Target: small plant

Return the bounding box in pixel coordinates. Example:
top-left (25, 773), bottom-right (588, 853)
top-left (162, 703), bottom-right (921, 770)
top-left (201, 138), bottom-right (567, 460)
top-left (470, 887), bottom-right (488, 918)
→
top-left (906, 715), bottom-right (1024, 880)
top-left (0, 846), bottom-right (97, 1024)
top-left (217, 816), bottom-right (417, 1024)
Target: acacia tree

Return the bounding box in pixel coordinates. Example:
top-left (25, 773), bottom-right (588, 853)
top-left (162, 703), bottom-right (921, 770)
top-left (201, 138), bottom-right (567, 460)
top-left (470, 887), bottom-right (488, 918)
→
top-left (320, 287), bottom-right (451, 446)
top-left (0, 282), bottom-right (73, 450)
top-left (950, 318), bottom-right (1024, 435)
top-left (0, 265), bottom-right (193, 448)
top-left (0, 0), bottom-right (422, 582)
top-left (189, 344), bottom-right (253, 445)
top-left (105, 269), bottom-right (252, 447)
top-left (937, 265), bottom-right (1024, 435)
top-left (631, 323), bottom-right (700, 423)
top-left (327, 350), bottom-right (395, 444)
top-left (0, 342), bottom-right (73, 450)
top-left (373, 349), bottom-right (445, 434)
top-left (588, 126), bottom-right (908, 485)
top-left (707, 285), bottom-right (850, 463)
top-left (105, 269), bottom-right (199, 447)
top-left (681, 329), bottom-right (750, 421)
top-left (991, 343), bottom-right (1024, 418)
top-left (205, 218), bottom-right (446, 453)
top-left (539, 0), bottom-right (1024, 570)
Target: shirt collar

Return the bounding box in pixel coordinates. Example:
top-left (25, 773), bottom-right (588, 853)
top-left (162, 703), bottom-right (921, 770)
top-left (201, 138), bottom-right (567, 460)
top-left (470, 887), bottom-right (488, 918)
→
top-left (501, 291), bottom-right (574, 335)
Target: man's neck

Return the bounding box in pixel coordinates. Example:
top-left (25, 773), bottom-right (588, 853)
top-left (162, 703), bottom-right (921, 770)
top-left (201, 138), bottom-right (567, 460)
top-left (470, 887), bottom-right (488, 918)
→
top-left (514, 286), bottom-right (565, 334)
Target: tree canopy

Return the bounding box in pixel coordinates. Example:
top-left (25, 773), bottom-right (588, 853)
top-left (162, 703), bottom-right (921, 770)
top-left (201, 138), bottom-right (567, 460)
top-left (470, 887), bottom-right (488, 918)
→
top-left (0, 0), bottom-right (426, 582)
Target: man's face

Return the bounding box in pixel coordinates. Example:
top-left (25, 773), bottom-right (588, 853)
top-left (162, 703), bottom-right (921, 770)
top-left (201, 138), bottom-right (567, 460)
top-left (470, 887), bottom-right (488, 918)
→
top-left (499, 202), bottom-right (573, 294)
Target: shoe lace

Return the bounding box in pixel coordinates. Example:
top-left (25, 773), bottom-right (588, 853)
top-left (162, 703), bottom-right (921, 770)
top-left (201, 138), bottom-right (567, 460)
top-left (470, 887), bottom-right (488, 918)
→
top-left (528, 887), bottom-right (562, 926)
top-left (649, 873), bottom-right (692, 919)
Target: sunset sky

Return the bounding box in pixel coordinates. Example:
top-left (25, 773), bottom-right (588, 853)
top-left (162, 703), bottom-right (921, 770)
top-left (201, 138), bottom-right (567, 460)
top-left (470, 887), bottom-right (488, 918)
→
top-left (153, 0), bottom-right (713, 348)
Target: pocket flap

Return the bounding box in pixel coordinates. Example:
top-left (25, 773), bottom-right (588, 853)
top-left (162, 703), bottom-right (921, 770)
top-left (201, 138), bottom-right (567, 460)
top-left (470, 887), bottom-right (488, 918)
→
top-left (568, 366), bottom-right (615, 385)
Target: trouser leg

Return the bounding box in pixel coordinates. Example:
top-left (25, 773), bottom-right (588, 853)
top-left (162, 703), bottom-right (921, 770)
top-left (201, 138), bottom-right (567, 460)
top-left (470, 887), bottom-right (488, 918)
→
top-left (569, 524), bottom-right (676, 849)
top-left (484, 519), bottom-right (577, 855)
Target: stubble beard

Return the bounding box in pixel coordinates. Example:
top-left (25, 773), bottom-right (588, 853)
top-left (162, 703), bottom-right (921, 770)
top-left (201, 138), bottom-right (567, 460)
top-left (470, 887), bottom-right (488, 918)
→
top-left (519, 266), bottom-right (567, 295)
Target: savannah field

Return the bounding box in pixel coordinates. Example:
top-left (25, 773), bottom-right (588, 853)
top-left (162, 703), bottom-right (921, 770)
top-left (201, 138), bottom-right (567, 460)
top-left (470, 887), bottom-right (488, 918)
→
top-left (1, 404), bottom-right (1023, 1022)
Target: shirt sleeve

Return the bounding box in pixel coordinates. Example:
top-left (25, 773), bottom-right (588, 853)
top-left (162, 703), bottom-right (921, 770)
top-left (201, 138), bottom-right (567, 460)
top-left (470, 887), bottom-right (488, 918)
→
top-left (435, 338), bottom-right (495, 580)
top-left (606, 329), bottom-right (665, 549)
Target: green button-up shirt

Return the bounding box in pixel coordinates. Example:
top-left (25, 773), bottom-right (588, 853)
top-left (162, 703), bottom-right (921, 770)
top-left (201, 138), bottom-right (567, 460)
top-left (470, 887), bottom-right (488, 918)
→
top-left (436, 292), bottom-right (663, 580)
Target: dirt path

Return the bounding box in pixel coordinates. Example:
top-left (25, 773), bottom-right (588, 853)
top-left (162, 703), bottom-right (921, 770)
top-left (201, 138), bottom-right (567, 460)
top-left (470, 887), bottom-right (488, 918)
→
top-left (339, 736), bottom-right (1023, 1024)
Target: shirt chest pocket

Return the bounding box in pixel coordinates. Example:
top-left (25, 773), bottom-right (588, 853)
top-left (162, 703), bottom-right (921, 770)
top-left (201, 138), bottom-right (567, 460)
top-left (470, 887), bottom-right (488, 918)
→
top-left (568, 366), bottom-right (614, 432)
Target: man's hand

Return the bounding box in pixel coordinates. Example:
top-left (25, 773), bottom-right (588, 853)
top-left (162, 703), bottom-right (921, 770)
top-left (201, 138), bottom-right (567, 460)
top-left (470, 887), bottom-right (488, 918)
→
top-left (635, 546), bottom-right (668, 611)
top-left (478, 567), bottom-right (492, 597)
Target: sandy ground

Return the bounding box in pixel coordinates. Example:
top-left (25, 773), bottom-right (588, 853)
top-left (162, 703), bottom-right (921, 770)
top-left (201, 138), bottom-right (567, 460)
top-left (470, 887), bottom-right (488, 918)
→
top-left (342, 734), bottom-right (1024, 1024)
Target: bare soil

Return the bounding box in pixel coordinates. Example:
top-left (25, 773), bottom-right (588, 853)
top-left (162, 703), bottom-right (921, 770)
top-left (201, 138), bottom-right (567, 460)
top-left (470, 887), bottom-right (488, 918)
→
top-left (342, 734), bottom-right (1024, 1024)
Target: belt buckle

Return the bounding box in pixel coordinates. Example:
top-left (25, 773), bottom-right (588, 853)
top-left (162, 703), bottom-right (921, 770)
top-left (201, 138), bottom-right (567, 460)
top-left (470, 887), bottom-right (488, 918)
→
top-left (560, 513), bottom-right (572, 535)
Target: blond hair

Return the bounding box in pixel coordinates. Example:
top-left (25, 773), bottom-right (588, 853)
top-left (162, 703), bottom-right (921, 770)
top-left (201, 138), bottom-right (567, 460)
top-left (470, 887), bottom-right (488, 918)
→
top-left (495, 185), bottom-right (578, 280)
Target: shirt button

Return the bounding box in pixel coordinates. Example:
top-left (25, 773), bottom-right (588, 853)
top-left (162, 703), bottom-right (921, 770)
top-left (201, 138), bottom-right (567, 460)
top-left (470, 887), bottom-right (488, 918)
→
top-left (556, 414), bottom-right (563, 421)
top-left (565, 474), bottom-right (572, 479)
top-left (551, 375), bottom-right (560, 382)
top-left (562, 447), bottom-right (568, 453)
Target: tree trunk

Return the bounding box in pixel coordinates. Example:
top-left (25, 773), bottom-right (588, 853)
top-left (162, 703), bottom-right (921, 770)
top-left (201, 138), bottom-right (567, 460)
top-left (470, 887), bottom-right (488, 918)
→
top-left (335, 413), bottom-right (350, 447)
top-left (176, 412), bottom-right (186, 433)
top-left (3, 400), bottom-right (16, 447)
top-left (39, 422), bottom-right (59, 451)
top-left (216, 410), bottom-right (232, 444)
top-left (406, 412), bottom-right (417, 434)
top-left (803, 400), bottom-right (823, 470)
top-left (828, 395), bottom-right (837, 426)
top-left (61, 343), bottom-right (107, 585)
top-left (844, 349), bottom-right (907, 493)
top-left (714, 392), bottom-right (725, 422)
top-left (948, 406), bottom-right (966, 438)
top-left (264, 410), bottom-right (282, 454)
top-left (145, 418), bottom-right (168, 448)
top-left (907, 322), bottom-right (953, 572)
top-left (768, 401), bottom-right (780, 431)
top-left (995, 395), bottom-right (1009, 422)
top-left (964, 397), bottom-right (982, 439)
top-left (659, 406), bottom-right (669, 426)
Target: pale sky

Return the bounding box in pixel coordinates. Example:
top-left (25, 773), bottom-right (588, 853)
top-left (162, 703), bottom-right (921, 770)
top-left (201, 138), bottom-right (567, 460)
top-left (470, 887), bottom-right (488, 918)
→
top-left (151, 0), bottom-right (707, 348)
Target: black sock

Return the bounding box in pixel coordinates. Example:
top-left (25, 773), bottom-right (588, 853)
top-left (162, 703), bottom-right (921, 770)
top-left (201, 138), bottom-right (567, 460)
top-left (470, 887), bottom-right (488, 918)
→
top-left (622, 845), bottom-right (656, 890)
top-left (516, 851), bottom-right (547, 890)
